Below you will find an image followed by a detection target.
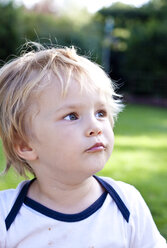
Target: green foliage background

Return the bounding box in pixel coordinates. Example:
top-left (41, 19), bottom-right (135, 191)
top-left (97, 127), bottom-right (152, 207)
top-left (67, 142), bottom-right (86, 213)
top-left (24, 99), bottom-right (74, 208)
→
top-left (98, 0), bottom-right (167, 97)
top-left (0, 0), bottom-right (167, 97)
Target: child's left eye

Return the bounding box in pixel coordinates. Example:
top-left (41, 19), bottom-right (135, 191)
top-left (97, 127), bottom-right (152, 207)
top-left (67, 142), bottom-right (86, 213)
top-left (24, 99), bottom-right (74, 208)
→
top-left (64, 113), bottom-right (78, 121)
top-left (96, 110), bottom-right (107, 118)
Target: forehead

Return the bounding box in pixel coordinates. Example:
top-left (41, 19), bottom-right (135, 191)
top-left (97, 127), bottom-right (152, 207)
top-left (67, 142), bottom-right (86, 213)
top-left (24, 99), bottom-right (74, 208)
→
top-left (32, 78), bottom-right (109, 122)
top-left (38, 75), bottom-right (107, 108)
top-left (28, 73), bottom-right (113, 131)
top-left (37, 68), bottom-right (108, 97)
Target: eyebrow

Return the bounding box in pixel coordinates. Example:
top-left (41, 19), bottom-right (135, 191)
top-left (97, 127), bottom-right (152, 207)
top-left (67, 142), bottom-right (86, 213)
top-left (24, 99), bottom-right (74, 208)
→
top-left (56, 102), bottom-right (107, 113)
top-left (56, 104), bottom-right (84, 113)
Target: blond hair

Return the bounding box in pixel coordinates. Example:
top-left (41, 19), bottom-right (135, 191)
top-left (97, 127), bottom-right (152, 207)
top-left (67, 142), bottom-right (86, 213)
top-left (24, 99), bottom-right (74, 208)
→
top-left (0, 42), bottom-right (122, 177)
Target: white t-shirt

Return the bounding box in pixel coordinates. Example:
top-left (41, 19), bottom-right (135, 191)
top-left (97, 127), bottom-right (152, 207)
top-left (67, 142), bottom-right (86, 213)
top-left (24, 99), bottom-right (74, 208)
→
top-left (0, 176), bottom-right (166, 248)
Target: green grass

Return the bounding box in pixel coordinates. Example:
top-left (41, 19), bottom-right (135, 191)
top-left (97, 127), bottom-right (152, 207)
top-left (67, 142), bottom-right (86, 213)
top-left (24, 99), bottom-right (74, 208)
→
top-left (0, 104), bottom-right (167, 238)
top-left (98, 104), bottom-right (167, 239)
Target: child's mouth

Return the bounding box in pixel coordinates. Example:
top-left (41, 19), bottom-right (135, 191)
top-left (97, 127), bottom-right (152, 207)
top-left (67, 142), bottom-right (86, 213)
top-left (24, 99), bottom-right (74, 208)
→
top-left (86, 142), bottom-right (106, 153)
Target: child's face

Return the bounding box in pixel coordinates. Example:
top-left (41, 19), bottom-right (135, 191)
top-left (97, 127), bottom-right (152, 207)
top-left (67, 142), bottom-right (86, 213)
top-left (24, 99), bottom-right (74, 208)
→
top-left (29, 76), bottom-right (114, 184)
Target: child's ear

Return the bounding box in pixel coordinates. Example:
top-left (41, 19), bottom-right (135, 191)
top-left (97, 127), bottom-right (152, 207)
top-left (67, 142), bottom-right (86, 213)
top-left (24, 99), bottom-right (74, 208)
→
top-left (14, 137), bottom-right (38, 161)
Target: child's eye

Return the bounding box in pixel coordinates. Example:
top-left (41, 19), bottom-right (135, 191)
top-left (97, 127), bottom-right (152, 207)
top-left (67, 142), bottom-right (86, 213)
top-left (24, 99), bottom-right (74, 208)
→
top-left (64, 113), bottom-right (78, 121)
top-left (96, 110), bottom-right (107, 118)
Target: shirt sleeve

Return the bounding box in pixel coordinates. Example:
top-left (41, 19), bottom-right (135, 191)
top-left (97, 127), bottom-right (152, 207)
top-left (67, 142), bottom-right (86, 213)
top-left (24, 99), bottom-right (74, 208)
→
top-left (0, 205), bottom-right (7, 247)
top-left (128, 187), bottom-right (167, 248)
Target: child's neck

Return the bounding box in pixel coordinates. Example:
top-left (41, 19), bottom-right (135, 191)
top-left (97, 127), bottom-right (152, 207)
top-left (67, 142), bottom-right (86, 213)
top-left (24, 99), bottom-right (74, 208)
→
top-left (27, 176), bottom-right (105, 214)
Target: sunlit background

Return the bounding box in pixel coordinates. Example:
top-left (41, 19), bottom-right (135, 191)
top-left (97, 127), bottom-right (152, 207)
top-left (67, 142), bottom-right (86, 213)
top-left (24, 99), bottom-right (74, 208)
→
top-left (15, 0), bottom-right (150, 12)
top-left (0, 0), bottom-right (167, 239)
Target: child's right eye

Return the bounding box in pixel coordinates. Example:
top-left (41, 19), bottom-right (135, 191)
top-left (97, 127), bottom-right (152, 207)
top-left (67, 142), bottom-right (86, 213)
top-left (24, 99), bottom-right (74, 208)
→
top-left (64, 113), bottom-right (78, 121)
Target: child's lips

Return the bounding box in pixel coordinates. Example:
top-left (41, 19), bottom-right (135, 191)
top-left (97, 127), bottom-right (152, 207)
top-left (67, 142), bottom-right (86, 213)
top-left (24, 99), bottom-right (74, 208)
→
top-left (86, 142), bottom-right (106, 153)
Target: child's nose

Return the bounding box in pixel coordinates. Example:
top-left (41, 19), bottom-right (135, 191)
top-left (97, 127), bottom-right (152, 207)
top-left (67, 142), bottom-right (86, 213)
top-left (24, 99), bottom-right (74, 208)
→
top-left (88, 128), bottom-right (102, 137)
top-left (85, 122), bottom-right (102, 137)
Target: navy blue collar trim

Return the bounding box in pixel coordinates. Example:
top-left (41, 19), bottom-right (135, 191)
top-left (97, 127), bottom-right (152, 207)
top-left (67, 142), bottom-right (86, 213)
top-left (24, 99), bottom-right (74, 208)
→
top-left (5, 176), bottom-right (130, 230)
top-left (24, 191), bottom-right (107, 222)
top-left (5, 178), bottom-right (35, 231)
top-left (94, 175), bottom-right (130, 223)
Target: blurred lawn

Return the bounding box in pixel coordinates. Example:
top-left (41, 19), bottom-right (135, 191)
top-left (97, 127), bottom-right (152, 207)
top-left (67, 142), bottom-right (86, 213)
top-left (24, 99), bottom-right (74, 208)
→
top-left (0, 104), bottom-right (167, 238)
top-left (98, 104), bottom-right (167, 239)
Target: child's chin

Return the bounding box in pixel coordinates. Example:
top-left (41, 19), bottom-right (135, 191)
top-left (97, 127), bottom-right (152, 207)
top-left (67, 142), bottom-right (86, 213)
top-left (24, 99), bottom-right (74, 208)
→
top-left (89, 163), bottom-right (105, 176)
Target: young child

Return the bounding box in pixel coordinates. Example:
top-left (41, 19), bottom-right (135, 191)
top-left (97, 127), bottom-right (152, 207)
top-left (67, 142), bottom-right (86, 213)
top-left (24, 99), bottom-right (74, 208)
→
top-left (0, 43), bottom-right (166, 248)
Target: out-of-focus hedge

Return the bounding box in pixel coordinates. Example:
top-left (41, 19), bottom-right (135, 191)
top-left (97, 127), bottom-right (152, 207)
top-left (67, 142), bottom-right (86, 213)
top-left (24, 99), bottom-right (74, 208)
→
top-left (97, 0), bottom-right (167, 97)
top-left (0, 0), bottom-right (167, 97)
top-left (0, 1), bottom-right (102, 63)
top-left (0, 1), bottom-right (20, 61)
